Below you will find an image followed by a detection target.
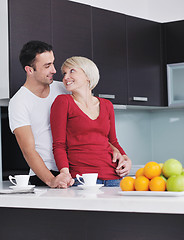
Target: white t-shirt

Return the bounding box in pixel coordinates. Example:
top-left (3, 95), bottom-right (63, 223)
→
top-left (8, 81), bottom-right (69, 176)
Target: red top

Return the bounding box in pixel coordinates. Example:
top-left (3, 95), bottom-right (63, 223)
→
top-left (50, 94), bottom-right (126, 180)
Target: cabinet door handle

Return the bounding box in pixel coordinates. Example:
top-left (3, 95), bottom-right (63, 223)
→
top-left (98, 94), bottom-right (115, 99)
top-left (132, 97), bottom-right (148, 102)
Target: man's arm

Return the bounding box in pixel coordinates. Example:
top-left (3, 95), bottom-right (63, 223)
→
top-left (14, 126), bottom-right (73, 188)
top-left (110, 143), bottom-right (132, 177)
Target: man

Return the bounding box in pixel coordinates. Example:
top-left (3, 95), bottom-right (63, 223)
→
top-left (9, 40), bottom-right (131, 188)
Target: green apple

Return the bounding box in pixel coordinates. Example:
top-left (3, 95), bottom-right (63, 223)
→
top-left (160, 175), bottom-right (167, 182)
top-left (162, 159), bottom-right (183, 178)
top-left (166, 175), bottom-right (184, 192)
top-left (159, 163), bottom-right (164, 169)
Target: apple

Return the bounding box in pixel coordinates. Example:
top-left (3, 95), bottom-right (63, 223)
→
top-left (160, 175), bottom-right (167, 182)
top-left (159, 163), bottom-right (164, 169)
top-left (159, 163), bottom-right (164, 175)
top-left (162, 159), bottom-right (183, 178)
top-left (166, 175), bottom-right (184, 192)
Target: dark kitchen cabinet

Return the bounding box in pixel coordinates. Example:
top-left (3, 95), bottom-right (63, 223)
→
top-left (126, 16), bottom-right (166, 106)
top-left (8, 0), bottom-right (52, 97)
top-left (92, 7), bottom-right (128, 105)
top-left (51, 0), bottom-right (92, 81)
top-left (1, 208), bottom-right (184, 240)
top-left (1, 107), bottom-right (29, 180)
top-left (92, 9), bottom-right (166, 106)
top-left (8, 0), bottom-right (167, 106)
top-left (8, 0), bottom-right (92, 96)
top-left (164, 20), bottom-right (184, 64)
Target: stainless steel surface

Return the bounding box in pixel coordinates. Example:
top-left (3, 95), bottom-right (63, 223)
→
top-left (98, 94), bottom-right (115, 99)
top-left (132, 97), bottom-right (148, 102)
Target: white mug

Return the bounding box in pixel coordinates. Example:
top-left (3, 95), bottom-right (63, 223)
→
top-left (9, 175), bottom-right (30, 187)
top-left (76, 173), bottom-right (98, 186)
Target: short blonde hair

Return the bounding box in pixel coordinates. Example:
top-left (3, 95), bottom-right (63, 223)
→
top-left (61, 56), bottom-right (100, 90)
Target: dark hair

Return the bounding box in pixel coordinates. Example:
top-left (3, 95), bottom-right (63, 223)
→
top-left (19, 40), bottom-right (53, 70)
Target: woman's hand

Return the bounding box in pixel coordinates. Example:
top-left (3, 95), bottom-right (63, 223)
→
top-left (49, 168), bottom-right (75, 188)
top-left (112, 153), bottom-right (132, 178)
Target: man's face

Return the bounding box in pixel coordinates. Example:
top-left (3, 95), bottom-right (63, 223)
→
top-left (32, 51), bottom-right (56, 85)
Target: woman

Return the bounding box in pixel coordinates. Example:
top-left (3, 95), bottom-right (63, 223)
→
top-left (50, 56), bottom-right (131, 187)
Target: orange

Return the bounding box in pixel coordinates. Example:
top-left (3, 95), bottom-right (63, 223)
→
top-left (135, 168), bottom-right (144, 178)
top-left (120, 177), bottom-right (135, 191)
top-left (134, 176), bottom-right (149, 191)
top-left (149, 176), bottom-right (166, 191)
top-left (144, 161), bottom-right (161, 179)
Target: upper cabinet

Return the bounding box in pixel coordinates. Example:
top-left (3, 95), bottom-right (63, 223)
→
top-left (92, 8), bottom-right (128, 105)
top-left (8, 0), bottom-right (167, 106)
top-left (8, 0), bottom-right (92, 97)
top-left (8, 0), bottom-right (52, 97)
top-left (164, 20), bottom-right (184, 64)
top-left (92, 9), bottom-right (166, 106)
top-left (126, 16), bottom-right (166, 106)
top-left (51, 0), bottom-right (92, 81)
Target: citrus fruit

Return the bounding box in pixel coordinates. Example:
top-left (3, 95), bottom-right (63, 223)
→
top-left (120, 177), bottom-right (135, 191)
top-left (134, 176), bottom-right (149, 191)
top-left (162, 159), bottom-right (183, 178)
top-left (135, 168), bottom-right (144, 178)
top-left (144, 161), bottom-right (161, 179)
top-left (149, 176), bottom-right (166, 191)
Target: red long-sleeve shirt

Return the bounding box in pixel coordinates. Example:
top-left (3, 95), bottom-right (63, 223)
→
top-left (50, 94), bottom-right (126, 180)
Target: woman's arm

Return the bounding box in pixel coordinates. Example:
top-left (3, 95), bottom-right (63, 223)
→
top-left (50, 95), bottom-right (74, 187)
top-left (50, 95), bottom-right (69, 170)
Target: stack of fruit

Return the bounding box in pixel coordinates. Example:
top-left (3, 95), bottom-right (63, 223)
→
top-left (120, 158), bottom-right (184, 192)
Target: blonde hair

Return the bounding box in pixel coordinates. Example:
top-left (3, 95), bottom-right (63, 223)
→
top-left (61, 56), bottom-right (100, 90)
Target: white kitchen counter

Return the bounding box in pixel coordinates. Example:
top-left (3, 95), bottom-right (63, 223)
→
top-left (0, 181), bottom-right (184, 214)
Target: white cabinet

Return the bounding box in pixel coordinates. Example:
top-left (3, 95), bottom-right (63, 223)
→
top-left (0, 0), bottom-right (9, 105)
top-left (167, 63), bottom-right (184, 107)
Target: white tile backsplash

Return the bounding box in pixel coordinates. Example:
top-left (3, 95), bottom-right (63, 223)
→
top-left (115, 108), bottom-right (184, 166)
top-left (115, 109), bottom-right (152, 165)
top-left (151, 109), bottom-right (184, 164)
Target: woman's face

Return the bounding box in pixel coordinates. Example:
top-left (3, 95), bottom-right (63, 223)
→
top-left (62, 66), bottom-right (89, 92)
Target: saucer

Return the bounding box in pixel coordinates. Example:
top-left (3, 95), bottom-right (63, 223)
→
top-left (77, 184), bottom-right (104, 190)
top-left (9, 185), bottom-right (35, 192)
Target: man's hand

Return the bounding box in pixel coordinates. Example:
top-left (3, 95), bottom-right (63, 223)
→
top-left (49, 168), bottom-right (75, 188)
top-left (112, 152), bottom-right (132, 178)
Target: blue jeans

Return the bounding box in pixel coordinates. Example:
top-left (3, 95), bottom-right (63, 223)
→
top-left (73, 178), bottom-right (121, 187)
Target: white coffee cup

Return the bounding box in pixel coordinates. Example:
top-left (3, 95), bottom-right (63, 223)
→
top-left (76, 173), bottom-right (98, 186)
top-left (9, 175), bottom-right (30, 187)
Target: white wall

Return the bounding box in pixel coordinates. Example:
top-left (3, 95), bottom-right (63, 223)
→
top-left (70, 0), bottom-right (184, 22)
top-left (0, 0), bottom-right (9, 100)
top-left (0, 0), bottom-right (9, 182)
top-left (0, 109), bottom-right (2, 182)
